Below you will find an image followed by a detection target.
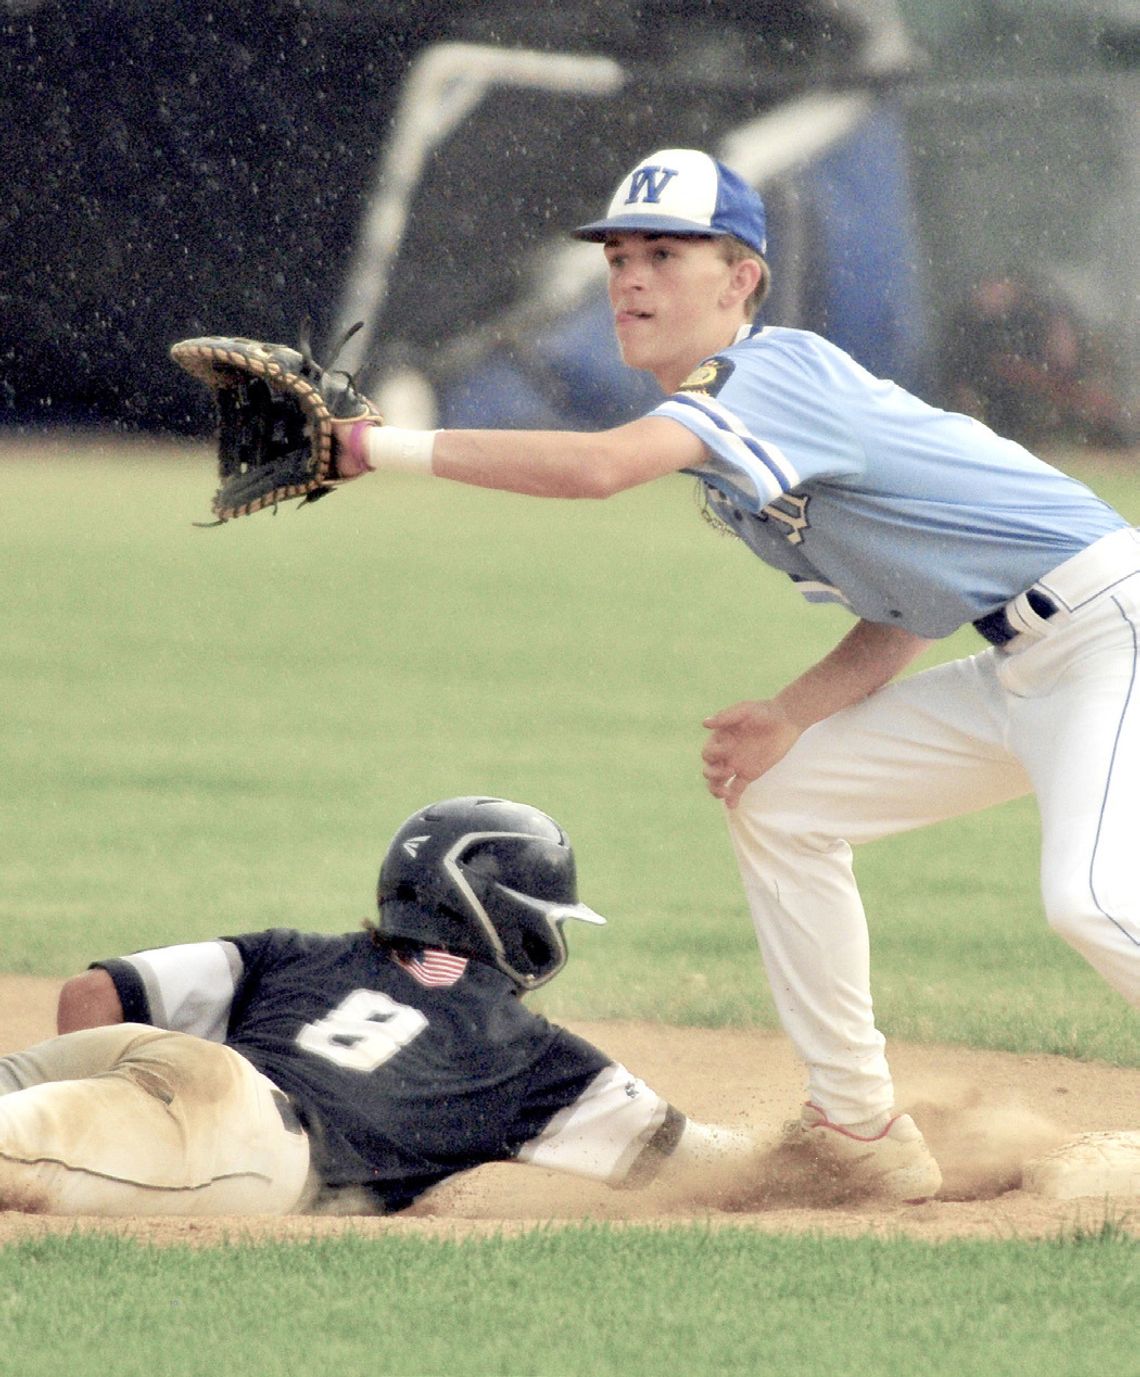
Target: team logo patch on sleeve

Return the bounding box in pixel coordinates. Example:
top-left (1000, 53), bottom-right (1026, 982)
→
top-left (679, 356), bottom-right (735, 396)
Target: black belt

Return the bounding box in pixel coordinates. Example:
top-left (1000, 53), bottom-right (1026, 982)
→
top-left (973, 589), bottom-right (1059, 646)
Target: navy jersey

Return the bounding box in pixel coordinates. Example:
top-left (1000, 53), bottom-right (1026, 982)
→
top-left (654, 325), bottom-right (1128, 637)
top-left (95, 929), bottom-right (651, 1212)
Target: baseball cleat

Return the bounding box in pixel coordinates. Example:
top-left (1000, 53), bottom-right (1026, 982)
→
top-left (788, 1103), bottom-right (943, 1203)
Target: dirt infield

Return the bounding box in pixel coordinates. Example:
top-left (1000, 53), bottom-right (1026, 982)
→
top-left (1, 975), bottom-right (1135, 1245)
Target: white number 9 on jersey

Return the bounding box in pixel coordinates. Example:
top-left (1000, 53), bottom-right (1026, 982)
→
top-left (295, 989), bottom-right (428, 1071)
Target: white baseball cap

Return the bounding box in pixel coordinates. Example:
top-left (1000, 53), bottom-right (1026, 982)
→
top-left (572, 148), bottom-right (767, 256)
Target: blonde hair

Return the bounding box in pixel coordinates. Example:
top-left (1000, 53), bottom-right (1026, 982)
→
top-left (718, 236), bottom-right (771, 318)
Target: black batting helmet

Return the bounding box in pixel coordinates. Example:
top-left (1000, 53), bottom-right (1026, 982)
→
top-left (375, 796), bottom-right (606, 990)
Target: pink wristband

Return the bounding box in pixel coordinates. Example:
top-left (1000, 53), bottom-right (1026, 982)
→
top-left (338, 419), bottom-right (376, 479)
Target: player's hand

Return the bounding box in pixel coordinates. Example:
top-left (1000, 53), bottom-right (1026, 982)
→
top-left (701, 699), bottom-right (802, 809)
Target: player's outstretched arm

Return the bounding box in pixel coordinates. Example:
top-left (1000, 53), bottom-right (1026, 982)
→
top-left (513, 1051), bottom-right (760, 1194)
top-left (334, 415), bottom-right (705, 499)
top-left (649, 1116), bottom-right (759, 1176)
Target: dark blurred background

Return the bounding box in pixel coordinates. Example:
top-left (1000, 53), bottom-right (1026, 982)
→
top-left (1, 0), bottom-right (1136, 445)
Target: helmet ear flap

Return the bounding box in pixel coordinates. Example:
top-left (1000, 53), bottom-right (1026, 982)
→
top-left (521, 927), bottom-right (556, 965)
top-left (476, 873), bottom-right (571, 989)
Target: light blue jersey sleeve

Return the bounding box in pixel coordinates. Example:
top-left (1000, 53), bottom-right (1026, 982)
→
top-left (651, 327), bottom-right (1127, 637)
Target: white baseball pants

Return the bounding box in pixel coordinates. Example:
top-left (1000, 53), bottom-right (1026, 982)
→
top-left (0, 1025), bottom-right (312, 1215)
top-left (728, 534), bottom-right (1140, 1124)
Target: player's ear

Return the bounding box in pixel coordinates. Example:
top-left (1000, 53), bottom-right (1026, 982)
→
top-left (722, 256), bottom-right (762, 310)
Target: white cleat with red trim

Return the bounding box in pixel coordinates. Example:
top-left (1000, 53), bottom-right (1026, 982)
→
top-left (791, 1103), bottom-right (943, 1204)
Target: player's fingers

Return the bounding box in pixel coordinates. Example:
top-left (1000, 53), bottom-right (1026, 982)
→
top-left (705, 774), bottom-right (732, 800)
top-left (722, 772), bottom-right (754, 809)
top-left (702, 762), bottom-right (732, 789)
top-left (701, 736), bottom-right (731, 765)
top-left (705, 769), bottom-right (750, 807)
top-left (702, 702), bottom-right (751, 730)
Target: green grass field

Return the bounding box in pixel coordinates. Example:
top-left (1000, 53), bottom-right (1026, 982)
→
top-left (1, 438), bottom-right (1137, 1376)
top-left (2, 1224), bottom-right (1135, 1377)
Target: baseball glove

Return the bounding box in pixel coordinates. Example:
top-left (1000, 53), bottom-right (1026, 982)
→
top-left (170, 322), bottom-right (382, 523)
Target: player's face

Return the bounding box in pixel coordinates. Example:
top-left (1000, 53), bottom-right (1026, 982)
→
top-left (603, 233), bottom-right (742, 391)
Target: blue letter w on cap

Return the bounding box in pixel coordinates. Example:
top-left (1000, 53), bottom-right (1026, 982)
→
top-left (625, 166), bottom-right (678, 206)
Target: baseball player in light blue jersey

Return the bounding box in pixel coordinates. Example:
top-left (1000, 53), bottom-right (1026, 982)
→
top-left (332, 148), bottom-right (1139, 1203)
